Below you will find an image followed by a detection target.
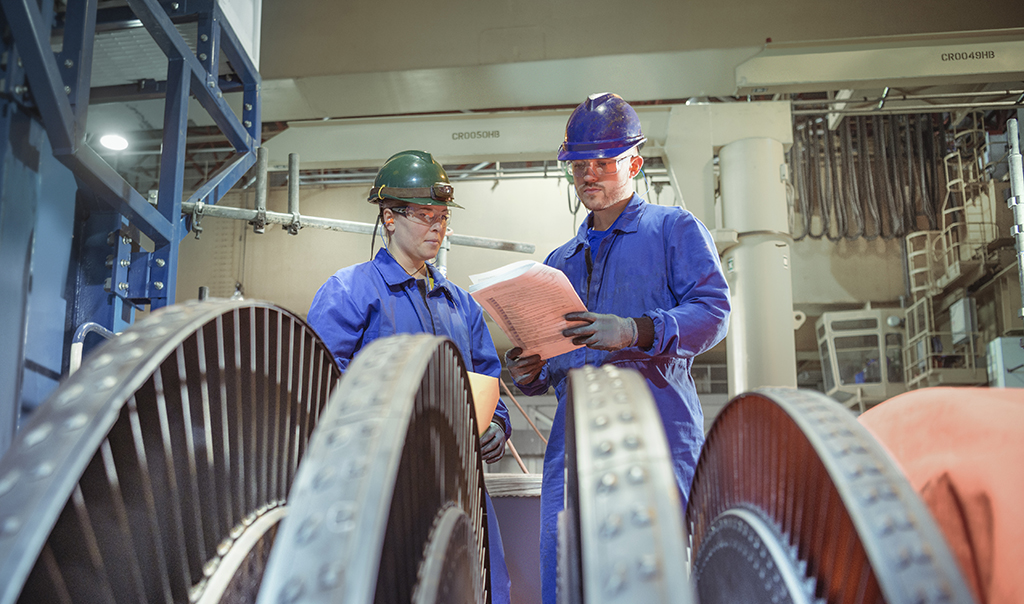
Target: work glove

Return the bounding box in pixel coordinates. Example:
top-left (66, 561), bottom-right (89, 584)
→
top-left (563, 312), bottom-right (638, 352)
top-left (479, 421), bottom-right (507, 464)
top-left (505, 347), bottom-right (544, 384)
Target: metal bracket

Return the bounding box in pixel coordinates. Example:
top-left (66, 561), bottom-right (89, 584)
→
top-left (285, 213), bottom-right (302, 235)
top-left (249, 208), bottom-right (267, 233)
top-left (192, 201), bottom-right (205, 239)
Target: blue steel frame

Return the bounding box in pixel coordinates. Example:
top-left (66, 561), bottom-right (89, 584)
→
top-left (0, 0), bottom-right (260, 310)
top-left (0, 0), bottom-right (260, 451)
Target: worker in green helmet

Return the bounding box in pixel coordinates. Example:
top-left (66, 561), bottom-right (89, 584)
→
top-left (307, 150), bottom-right (513, 603)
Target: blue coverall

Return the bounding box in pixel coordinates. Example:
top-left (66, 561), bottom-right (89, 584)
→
top-left (513, 194), bottom-right (731, 604)
top-left (307, 248), bottom-right (513, 603)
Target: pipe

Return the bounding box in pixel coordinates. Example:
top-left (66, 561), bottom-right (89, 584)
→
top-left (180, 202), bottom-right (536, 254)
top-left (253, 146), bottom-right (268, 233)
top-left (793, 100), bottom-right (1023, 116)
top-left (70, 322), bottom-right (117, 375)
top-left (500, 379), bottom-right (548, 445)
top-left (506, 440), bottom-right (529, 474)
top-left (791, 89), bottom-right (1024, 105)
top-left (287, 153), bottom-right (301, 235)
top-left (1006, 119), bottom-right (1024, 322)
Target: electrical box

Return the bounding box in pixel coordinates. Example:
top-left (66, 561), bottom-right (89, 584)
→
top-left (987, 337), bottom-right (1024, 387)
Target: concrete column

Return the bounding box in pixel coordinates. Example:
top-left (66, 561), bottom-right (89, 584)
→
top-left (719, 137), bottom-right (797, 396)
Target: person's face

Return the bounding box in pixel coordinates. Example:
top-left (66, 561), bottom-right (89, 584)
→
top-left (572, 152), bottom-right (643, 212)
top-left (383, 204), bottom-right (451, 263)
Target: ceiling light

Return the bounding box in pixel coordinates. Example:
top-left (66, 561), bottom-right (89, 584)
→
top-left (99, 134), bottom-right (128, 151)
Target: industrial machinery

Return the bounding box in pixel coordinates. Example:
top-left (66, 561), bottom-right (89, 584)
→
top-left (0, 301), bottom-right (986, 604)
top-left (0, 300), bottom-right (339, 604)
top-left (558, 365), bottom-right (693, 603)
top-left (254, 333), bottom-right (492, 604)
top-left (687, 388), bottom-right (974, 604)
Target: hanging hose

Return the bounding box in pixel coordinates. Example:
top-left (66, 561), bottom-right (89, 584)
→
top-left (841, 119), bottom-right (864, 239)
top-left (789, 130), bottom-right (811, 241)
top-left (786, 111), bottom-right (991, 244)
top-left (914, 115), bottom-right (937, 230)
top-left (856, 116), bottom-right (882, 240)
top-left (797, 121), bottom-right (818, 239)
top-left (903, 114), bottom-right (919, 231)
top-left (876, 115), bottom-right (904, 237)
top-left (808, 120), bottom-right (827, 239)
top-left (887, 115), bottom-right (911, 234)
top-left (822, 123), bottom-right (844, 241)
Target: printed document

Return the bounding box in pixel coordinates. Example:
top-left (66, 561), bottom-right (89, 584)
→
top-left (469, 260), bottom-right (586, 360)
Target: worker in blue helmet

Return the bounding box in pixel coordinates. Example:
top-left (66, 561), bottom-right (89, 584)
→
top-left (505, 93), bottom-right (731, 604)
top-left (307, 150), bottom-right (513, 603)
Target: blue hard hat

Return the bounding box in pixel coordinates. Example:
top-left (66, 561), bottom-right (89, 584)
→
top-left (557, 93), bottom-right (646, 161)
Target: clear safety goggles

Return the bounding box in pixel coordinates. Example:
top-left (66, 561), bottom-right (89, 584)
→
top-left (391, 206), bottom-right (452, 227)
top-left (562, 155), bottom-right (631, 179)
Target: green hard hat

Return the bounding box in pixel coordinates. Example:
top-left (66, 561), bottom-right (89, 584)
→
top-left (367, 150), bottom-right (463, 208)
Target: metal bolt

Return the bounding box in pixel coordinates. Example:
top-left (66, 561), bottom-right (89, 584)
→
top-left (600, 513), bottom-right (622, 538)
top-left (199, 53), bottom-right (207, 61)
top-left (245, 103), bottom-right (253, 111)
top-left (120, 259), bottom-right (129, 267)
top-left (155, 258), bottom-right (166, 267)
top-left (64, 86), bottom-right (70, 94)
top-left (244, 120), bottom-right (252, 128)
top-left (154, 282), bottom-right (164, 290)
top-left (208, 80), bottom-right (215, 88)
top-left (13, 85), bottom-right (26, 95)
top-left (118, 282), bottom-right (128, 291)
top-left (200, 34), bottom-right (209, 42)
top-left (121, 235), bottom-right (132, 245)
top-left (171, 2), bottom-right (179, 9)
top-left (64, 59), bottom-right (73, 68)
top-left (627, 465), bottom-right (646, 484)
top-left (216, 90), bottom-right (222, 98)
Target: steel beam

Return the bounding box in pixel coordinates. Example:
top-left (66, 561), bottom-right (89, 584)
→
top-left (184, 151), bottom-right (257, 209)
top-left (0, 0), bottom-right (76, 154)
top-left (125, 0), bottom-right (253, 151)
top-left (151, 57), bottom-right (191, 307)
top-left (68, 146), bottom-right (174, 245)
top-left (55, 0), bottom-right (98, 141)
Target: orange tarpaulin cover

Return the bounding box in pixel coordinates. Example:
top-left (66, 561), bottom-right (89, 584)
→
top-left (859, 387), bottom-right (1024, 604)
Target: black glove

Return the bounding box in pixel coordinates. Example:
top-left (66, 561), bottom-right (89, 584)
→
top-left (563, 312), bottom-right (638, 351)
top-left (480, 421), bottom-right (507, 464)
top-left (504, 347), bottom-right (544, 384)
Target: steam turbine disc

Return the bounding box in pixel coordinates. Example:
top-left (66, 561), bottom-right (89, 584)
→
top-left (686, 388), bottom-right (977, 604)
top-left (559, 364), bottom-right (694, 604)
top-left (413, 505), bottom-right (484, 604)
top-left (256, 334), bottom-right (490, 604)
top-left (0, 300), bottom-right (340, 604)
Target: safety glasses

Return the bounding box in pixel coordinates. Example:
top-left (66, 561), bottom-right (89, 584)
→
top-left (563, 155), bottom-right (631, 178)
top-left (391, 206), bottom-right (452, 227)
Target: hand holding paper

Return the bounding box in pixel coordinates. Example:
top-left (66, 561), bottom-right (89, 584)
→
top-left (469, 261), bottom-right (586, 360)
top-left (504, 347), bottom-right (544, 384)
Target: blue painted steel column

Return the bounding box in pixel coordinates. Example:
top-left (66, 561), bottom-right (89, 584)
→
top-left (56, 0), bottom-right (98, 141)
top-left (152, 57), bottom-right (190, 309)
